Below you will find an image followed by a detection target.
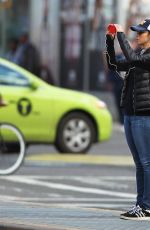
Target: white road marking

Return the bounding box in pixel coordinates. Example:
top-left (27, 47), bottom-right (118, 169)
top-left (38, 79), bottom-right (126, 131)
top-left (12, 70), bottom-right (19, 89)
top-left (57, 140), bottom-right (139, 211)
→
top-left (0, 194), bottom-right (134, 211)
top-left (69, 203), bottom-right (132, 208)
top-left (1, 175), bottom-right (135, 180)
top-left (0, 196), bottom-right (134, 202)
top-left (24, 175), bottom-right (132, 189)
top-left (74, 177), bottom-right (129, 189)
top-left (3, 175), bottom-right (136, 198)
top-left (13, 188), bottom-right (22, 193)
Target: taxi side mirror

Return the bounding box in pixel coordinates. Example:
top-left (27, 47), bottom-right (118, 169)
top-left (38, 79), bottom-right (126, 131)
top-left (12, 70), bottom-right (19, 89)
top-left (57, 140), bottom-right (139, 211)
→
top-left (30, 81), bottom-right (38, 90)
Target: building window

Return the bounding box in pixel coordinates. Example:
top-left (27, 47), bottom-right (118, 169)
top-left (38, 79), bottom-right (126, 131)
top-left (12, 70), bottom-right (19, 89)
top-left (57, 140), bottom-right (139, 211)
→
top-left (0, 0), bottom-right (29, 55)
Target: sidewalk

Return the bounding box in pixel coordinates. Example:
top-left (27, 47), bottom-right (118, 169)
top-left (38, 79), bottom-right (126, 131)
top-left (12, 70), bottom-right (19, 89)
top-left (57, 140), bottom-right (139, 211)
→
top-left (1, 200), bottom-right (150, 230)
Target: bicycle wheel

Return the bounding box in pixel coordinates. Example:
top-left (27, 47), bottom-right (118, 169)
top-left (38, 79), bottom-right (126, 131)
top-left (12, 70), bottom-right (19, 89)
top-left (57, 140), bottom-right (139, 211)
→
top-left (0, 123), bottom-right (25, 175)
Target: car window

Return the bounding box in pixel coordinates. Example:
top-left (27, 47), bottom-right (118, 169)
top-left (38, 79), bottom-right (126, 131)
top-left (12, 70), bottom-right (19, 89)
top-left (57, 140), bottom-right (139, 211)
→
top-left (0, 65), bottom-right (30, 87)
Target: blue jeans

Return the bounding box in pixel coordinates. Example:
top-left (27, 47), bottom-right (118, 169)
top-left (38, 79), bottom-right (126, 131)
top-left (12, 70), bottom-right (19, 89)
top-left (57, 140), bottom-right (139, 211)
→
top-left (124, 115), bottom-right (150, 210)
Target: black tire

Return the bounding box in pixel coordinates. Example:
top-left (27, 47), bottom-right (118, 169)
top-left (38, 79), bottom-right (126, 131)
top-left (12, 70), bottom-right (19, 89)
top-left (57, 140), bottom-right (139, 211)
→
top-left (55, 112), bottom-right (96, 154)
top-left (1, 143), bottom-right (20, 153)
top-left (0, 123), bottom-right (26, 175)
top-left (1, 142), bottom-right (28, 153)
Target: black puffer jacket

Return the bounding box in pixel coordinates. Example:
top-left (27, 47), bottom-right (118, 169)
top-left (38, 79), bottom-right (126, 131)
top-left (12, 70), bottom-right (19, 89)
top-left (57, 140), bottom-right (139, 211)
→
top-left (106, 32), bottom-right (150, 113)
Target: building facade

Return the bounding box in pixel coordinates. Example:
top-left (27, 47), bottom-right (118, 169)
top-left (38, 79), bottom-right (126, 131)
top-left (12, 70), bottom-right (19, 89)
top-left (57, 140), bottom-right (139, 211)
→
top-left (0, 0), bottom-right (131, 90)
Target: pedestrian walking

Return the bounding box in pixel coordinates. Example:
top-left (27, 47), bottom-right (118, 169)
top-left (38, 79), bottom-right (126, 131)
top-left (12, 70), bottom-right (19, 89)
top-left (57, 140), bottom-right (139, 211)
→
top-left (17, 33), bottom-right (41, 77)
top-left (106, 19), bottom-right (150, 220)
top-left (5, 38), bottom-right (20, 64)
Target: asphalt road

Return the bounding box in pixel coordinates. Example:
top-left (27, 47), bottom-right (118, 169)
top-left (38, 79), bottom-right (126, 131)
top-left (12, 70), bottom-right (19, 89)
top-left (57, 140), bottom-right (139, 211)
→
top-left (27, 123), bottom-right (130, 156)
top-left (0, 124), bottom-right (136, 211)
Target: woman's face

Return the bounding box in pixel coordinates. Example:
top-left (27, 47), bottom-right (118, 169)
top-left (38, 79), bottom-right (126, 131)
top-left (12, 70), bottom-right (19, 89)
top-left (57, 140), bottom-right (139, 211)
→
top-left (136, 31), bottom-right (150, 48)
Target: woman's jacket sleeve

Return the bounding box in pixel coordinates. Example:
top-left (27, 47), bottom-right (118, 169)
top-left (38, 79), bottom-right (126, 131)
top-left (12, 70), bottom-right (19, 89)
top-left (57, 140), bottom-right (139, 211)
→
top-left (117, 32), bottom-right (150, 70)
top-left (106, 34), bottom-right (130, 72)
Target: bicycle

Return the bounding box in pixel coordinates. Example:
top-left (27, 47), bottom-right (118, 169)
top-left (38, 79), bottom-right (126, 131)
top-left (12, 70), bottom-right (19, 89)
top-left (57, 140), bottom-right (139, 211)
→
top-left (0, 96), bottom-right (26, 175)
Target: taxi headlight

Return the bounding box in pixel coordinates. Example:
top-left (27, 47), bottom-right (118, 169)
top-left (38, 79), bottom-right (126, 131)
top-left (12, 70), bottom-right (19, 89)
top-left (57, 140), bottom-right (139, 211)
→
top-left (95, 100), bottom-right (107, 109)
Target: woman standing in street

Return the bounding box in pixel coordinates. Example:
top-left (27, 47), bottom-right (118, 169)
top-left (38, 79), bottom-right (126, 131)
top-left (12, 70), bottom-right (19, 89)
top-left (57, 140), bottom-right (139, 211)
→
top-left (106, 19), bottom-right (150, 220)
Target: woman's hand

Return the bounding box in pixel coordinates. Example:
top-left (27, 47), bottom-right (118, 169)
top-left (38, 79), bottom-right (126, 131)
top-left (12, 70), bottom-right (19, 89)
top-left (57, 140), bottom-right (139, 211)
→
top-left (114, 24), bottom-right (124, 33)
top-left (106, 24), bottom-right (124, 39)
top-left (106, 30), bottom-right (116, 39)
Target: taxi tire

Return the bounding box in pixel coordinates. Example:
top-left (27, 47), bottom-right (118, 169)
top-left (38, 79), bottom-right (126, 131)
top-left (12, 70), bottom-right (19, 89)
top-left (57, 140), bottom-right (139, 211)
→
top-left (55, 112), bottom-right (96, 154)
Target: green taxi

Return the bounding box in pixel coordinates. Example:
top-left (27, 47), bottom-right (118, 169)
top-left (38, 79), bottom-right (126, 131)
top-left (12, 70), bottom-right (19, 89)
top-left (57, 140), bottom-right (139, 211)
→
top-left (0, 58), bottom-right (112, 153)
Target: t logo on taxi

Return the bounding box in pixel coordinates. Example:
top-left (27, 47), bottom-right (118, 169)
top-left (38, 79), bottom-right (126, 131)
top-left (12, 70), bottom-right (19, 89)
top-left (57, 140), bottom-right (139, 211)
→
top-left (17, 98), bottom-right (32, 116)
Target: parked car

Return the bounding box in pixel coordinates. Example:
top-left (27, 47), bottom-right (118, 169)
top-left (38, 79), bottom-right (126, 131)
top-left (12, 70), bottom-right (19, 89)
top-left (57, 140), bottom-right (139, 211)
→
top-left (0, 58), bottom-right (112, 153)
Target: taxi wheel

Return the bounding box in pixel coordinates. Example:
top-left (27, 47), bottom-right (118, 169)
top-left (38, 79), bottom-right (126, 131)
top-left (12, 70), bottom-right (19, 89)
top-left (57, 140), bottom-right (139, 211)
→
top-left (55, 112), bottom-right (96, 154)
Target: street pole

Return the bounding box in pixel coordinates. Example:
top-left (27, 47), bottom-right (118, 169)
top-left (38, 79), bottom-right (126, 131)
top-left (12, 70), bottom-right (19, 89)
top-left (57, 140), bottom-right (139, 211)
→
top-left (83, 1), bottom-right (90, 92)
top-left (0, 0), bottom-right (12, 55)
top-left (1, 7), bottom-right (6, 55)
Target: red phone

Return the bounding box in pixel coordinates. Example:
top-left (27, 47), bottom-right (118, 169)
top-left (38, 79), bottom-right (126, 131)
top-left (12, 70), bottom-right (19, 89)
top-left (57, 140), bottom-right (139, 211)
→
top-left (107, 24), bottom-right (116, 34)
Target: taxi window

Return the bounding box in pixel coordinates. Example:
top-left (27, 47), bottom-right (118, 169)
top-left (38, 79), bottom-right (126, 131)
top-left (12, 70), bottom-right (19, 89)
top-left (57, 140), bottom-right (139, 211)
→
top-left (0, 65), bottom-right (30, 87)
